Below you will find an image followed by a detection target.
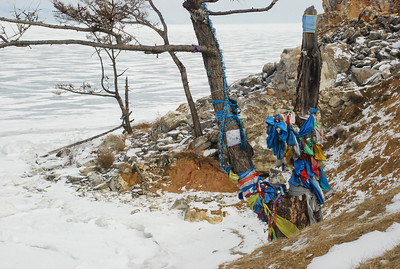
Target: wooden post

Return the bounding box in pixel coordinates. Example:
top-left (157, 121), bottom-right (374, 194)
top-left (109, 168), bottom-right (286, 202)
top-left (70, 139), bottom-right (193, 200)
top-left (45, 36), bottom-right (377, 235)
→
top-left (275, 6), bottom-right (323, 235)
top-left (294, 6), bottom-right (322, 116)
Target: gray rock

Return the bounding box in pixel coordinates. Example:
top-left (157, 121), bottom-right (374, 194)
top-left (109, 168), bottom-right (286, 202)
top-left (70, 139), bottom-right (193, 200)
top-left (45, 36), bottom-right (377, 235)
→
top-left (328, 95), bottom-right (343, 108)
top-left (262, 62), bottom-right (276, 77)
top-left (98, 135), bottom-right (124, 155)
top-left (321, 43), bottom-right (352, 89)
top-left (376, 49), bottom-right (393, 61)
top-left (88, 172), bottom-right (106, 186)
top-left (272, 47), bottom-right (301, 93)
top-left (352, 67), bottom-right (382, 86)
top-left (189, 135), bottom-right (211, 152)
top-left (369, 30), bottom-right (384, 40)
top-left (109, 174), bottom-right (129, 192)
top-left (56, 148), bottom-right (71, 158)
top-left (170, 198), bottom-right (189, 211)
top-left (155, 111), bottom-right (189, 133)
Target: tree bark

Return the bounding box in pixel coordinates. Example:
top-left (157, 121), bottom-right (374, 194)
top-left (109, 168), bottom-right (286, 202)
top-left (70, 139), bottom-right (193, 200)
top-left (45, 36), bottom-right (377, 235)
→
top-left (294, 6), bottom-right (322, 116)
top-left (183, 1), bottom-right (253, 174)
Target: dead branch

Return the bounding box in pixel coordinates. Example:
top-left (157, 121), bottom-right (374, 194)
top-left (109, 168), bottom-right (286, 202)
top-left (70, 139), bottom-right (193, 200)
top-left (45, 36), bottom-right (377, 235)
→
top-left (57, 83), bottom-right (115, 98)
top-left (208, 0), bottom-right (279, 16)
top-left (0, 38), bottom-right (213, 54)
top-left (0, 16), bottom-right (121, 40)
top-left (43, 120), bottom-right (134, 157)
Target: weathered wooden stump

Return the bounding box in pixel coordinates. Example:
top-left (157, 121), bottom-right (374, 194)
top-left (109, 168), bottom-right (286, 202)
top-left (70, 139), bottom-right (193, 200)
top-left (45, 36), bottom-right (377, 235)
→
top-left (294, 6), bottom-right (322, 116)
top-left (274, 6), bottom-right (323, 237)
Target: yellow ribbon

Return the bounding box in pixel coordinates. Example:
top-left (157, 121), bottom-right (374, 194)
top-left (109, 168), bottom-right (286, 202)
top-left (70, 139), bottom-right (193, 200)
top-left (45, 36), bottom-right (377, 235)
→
top-left (228, 170), bottom-right (239, 184)
top-left (314, 144), bottom-right (327, 161)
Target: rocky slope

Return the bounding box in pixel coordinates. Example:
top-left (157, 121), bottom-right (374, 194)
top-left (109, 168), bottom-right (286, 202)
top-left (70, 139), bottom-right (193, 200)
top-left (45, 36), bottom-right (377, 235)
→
top-left (34, 3), bottom-right (399, 218)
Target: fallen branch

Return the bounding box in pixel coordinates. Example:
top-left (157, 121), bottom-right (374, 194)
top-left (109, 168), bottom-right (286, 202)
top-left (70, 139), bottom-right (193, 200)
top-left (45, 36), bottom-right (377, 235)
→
top-left (43, 121), bottom-right (133, 157)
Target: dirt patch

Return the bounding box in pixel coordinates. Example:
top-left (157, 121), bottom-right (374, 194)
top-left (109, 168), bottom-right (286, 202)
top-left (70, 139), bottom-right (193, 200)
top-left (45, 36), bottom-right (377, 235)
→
top-left (164, 151), bottom-right (238, 193)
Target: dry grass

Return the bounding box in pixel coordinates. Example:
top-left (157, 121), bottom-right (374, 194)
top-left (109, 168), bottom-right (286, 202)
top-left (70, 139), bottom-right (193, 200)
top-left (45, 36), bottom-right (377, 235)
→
top-left (96, 153), bottom-right (115, 169)
top-left (133, 122), bottom-right (153, 130)
top-left (221, 187), bottom-right (400, 269)
top-left (357, 244), bottom-right (400, 269)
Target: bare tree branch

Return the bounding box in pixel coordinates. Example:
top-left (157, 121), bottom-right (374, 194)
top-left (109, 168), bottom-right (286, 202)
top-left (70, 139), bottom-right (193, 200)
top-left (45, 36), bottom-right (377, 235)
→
top-left (0, 16), bottom-right (120, 39)
top-left (57, 83), bottom-right (115, 98)
top-left (0, 38), bottom-right (213, 54)
top-left (208, 0), bottom-right (279, 16)
top-left (94, 47), bottom-right (116, 95)
top-left (0, 34), bottom-right (7, 42)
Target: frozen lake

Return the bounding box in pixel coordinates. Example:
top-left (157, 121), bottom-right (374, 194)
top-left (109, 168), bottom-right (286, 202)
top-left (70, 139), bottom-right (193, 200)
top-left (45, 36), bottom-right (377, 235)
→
top-left (0, 23), bottom-right (302, 146)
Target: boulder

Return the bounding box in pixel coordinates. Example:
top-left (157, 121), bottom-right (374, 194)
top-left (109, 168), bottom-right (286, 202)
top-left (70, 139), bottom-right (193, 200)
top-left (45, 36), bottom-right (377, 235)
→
top-left (328, 95), bottom-right (344, 108)
top-left (98, 134), bottom-right (125, 155)
top-left (88, 172), bottom-right (107, 186)
top-left (321, 43), bottom-right (353, 90)
top-left (262, 62), bottom-right (276, 77)
top-left (109, 173), bottom-right (130, 192)
top-left (351, 66), bottom-right (383, 85)
top-left (189, 135), bottom-right (212, 153)
top-left (272, 47), bottom-right (301, 93)
top-left (170, 198), bottom-right (189, 211)
top-left (184, 208), bottom-right (224, 224)
top-left (155, 111), bottom-right (189, 133)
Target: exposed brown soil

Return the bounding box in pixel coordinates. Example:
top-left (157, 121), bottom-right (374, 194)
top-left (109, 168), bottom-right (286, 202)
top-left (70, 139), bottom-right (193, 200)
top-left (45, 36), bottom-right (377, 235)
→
top-left (163, 151), bottom-right (238, 193)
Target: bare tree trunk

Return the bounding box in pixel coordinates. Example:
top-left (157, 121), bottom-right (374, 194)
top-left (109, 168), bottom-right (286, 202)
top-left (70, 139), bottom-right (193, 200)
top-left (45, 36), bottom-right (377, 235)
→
top-left (294, 6), bottom-right (322, 116)
top-left (124, 77), bottom-right (133, 134)
top-left (169, 52), bottom-right (203, 138)
top-left (183, 1), bottom-right (253, 174)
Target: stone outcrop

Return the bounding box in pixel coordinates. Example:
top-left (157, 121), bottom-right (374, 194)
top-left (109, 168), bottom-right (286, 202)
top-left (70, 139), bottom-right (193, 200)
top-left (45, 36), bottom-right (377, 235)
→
top-left (320, 0), bottom-right (400, 29)
top-left (262, 10), bottom-right (399, 92)
top-left (271, 47), bottom-right (301, 93)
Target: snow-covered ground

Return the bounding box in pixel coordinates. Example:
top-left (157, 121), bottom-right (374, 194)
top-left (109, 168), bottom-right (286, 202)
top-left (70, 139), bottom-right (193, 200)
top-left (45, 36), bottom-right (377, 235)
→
top-left (0, 133), bottom-right (271, 269)
top-left (308, 222), bottom-right (400, 269)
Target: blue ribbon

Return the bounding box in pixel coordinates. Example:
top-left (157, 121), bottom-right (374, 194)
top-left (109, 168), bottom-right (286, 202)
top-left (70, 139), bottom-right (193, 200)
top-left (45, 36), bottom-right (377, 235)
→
top-left (302, 15), bottom-right (317, 33)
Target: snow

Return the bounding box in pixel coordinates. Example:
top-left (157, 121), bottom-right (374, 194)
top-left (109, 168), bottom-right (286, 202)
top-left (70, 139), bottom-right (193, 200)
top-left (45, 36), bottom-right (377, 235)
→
top-left (386, 192), bottom-right (400, 213)
top-left (307, 223), bottom-right (400, 269)
top-left (0, 137), bottom-right (269, 269)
